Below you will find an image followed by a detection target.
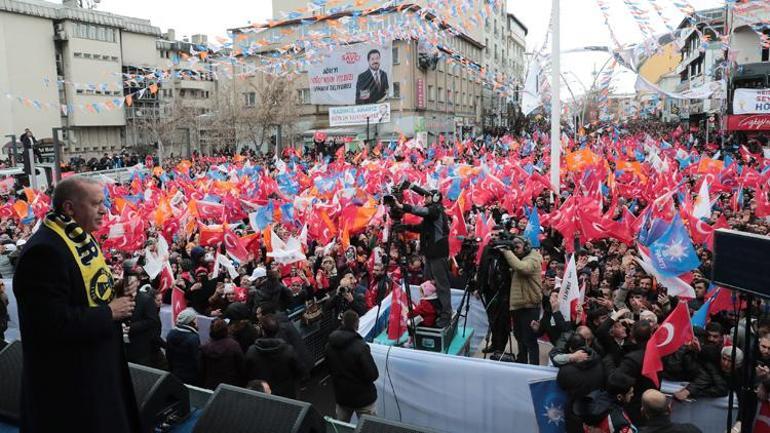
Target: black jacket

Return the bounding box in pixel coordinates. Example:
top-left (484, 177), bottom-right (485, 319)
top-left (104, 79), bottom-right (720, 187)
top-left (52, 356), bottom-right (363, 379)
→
top-left (245, 337), bottom-right (306, 399)
top-left (13, 225), bottom-right (140, 433)
top-left (402, 203), bottom-right (449, 259)
top-left (610, 347), bottom-right (658, 425)
top-left (595, 317), bottom-right (636, 370)
top-left (557, 349), bottom-right (606, 433)
top-left (325, 328), bottom-right (379, 408)
top-left (125, 291), bottom-right (161, 365)
top-left (355, 69), bottom-right (389, 105)
top-left (166, 325), bottom-right (201, 386)
top-left (200, 337), bottom-right (245, 390)
top-left (639, 416), bottom-right (703, 433)
top-left (275, 311), bottom-right (314, 372)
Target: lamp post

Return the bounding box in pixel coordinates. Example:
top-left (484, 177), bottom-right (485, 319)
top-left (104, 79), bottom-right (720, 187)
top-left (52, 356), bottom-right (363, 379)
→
top-left (51, 127), bottom-right (72, 185)
top-left (550, 0), bottom-right (561, 195)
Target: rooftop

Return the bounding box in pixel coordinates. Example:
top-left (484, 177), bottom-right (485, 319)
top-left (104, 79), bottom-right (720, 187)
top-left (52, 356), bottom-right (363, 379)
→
top-left (0, 0), bottom-right (161, 36)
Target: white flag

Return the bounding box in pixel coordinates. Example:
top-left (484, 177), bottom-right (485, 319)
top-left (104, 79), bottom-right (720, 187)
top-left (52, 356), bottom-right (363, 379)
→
top-left (557, 255), bottom-right (581, 322)
top-left (693, 180), bottom-right (711, 220)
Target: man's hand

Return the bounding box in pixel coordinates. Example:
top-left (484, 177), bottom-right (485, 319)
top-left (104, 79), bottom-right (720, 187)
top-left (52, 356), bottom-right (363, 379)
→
top-left (673, 388), bottom-right (691, 401)
top-left (550, 296), bottom-right (560, 313)
top-left (611, 308), bottom-right (631, 322)
top-left (569, 350), bottom-right (589, 363)
top-left (190, 282), bottom-right (203, 292)
top-left (530, 320), bottom-right (540, 332)
top-left (109, 296), bottom-right (135, 321)
top-left (757, 365), bottom-right (770, 380)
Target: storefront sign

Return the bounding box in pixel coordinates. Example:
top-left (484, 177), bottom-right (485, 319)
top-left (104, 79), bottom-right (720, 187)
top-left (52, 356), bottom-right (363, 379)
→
top-left (727, 114), bottom-right (770, 131)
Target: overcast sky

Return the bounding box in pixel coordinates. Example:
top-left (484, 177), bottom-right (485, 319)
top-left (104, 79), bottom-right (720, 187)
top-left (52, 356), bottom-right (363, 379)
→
top-left (59, 0), bottom-right (725, 94)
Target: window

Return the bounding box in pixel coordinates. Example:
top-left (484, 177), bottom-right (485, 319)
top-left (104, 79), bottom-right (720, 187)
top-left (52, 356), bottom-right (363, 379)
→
top-left (298, 88), bottom-right (310, 104)
top-left (428, 85), bottom-right (435, 101)
top-left (763, 34), bottom-right (769, 61)
top-left (438, 87), bottom-right (444, 102)
top-left (393, 82), bottom-right (401, 98)
top-left (74, 52), bottom-right (82, 58)
top-left (97, 27), bottom-right (106, 41)
top-left (392, 46), bottom-right (400, 65)
top-left (83, 53), bottom-right (92, 59)
top-left (93, 54), bottom-right (102, 60)
top-left (88, 25), bottom-right (96, 39)
top-left (448, 90), bottom-right (453, 105)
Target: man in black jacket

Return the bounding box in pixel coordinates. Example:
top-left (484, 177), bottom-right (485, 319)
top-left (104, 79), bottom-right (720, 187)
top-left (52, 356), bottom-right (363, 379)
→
top-left (124, 286), bottom-right (162, 366)
top-left (244, 314), bottom-right (306, 399)
top-left (13, 176), bottom-right (140, 433)
top-left (355, 49), bottom-right (389, 105)
top-left (326, 310), bottom-right (379, 422)
top-left (557, 333), bottom-right (606, 433)
top-left (610, 321), bottom-right (657, 426)
top-left (394, 191), bottom-right (452, 327)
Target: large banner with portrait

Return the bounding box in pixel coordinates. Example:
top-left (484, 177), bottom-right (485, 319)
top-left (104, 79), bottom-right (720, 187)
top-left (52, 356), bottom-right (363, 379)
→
top-left (309, 41), bottom-right (393, 106)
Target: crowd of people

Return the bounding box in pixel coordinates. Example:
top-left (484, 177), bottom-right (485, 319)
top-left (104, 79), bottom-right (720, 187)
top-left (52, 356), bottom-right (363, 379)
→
top-left (1, 119), bottom-right (770, 432)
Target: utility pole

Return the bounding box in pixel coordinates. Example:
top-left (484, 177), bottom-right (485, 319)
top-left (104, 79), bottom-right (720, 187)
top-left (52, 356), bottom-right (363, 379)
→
top-left (550, 0), bottom-right (561, 195)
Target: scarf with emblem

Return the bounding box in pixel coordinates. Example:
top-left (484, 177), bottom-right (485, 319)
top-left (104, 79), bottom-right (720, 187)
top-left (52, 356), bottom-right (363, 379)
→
top-left (43, 212), bottom-right (114, 307)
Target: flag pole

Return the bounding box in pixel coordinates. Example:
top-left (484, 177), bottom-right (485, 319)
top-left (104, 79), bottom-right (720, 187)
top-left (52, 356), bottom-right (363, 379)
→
top-left (550, 0), bottom-right (561, 195)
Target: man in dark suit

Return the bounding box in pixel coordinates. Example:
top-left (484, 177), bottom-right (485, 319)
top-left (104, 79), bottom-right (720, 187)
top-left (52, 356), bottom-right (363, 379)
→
top-left (355, 49), bottom-right (389, 105)
top-left (13, 176), bottom-right (140, 433)
top-left (124, 286), bottom-right (162, 367)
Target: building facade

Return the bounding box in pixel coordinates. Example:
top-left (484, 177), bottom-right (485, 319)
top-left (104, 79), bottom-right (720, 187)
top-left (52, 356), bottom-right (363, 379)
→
top-left (247, 1), bottom-right (525, 148)
top-left (0, 0), bottom-right (222, 159)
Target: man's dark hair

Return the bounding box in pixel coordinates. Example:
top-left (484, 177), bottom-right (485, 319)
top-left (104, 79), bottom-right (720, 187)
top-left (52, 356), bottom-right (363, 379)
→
top-left (258, 302), bottom-right (278, 316)
top-left (341, 309), bottom-right (359, 331)
top-left (367, 49), bottom-right (381, 61)
top-left (706, 322), bottom-right (723, 335)
top-left (209, 318), bottom-right (229, 340)
top-left (260, 314), bottom-right (279, 338)
top-left (246, 379), bottom-right (269, 393)
top-left (632, 321), bottom-right (653, 345)
top-left (606, 372), bottom-right (634, 397)
top-left (567, 333), bottom-right (587, 353)
top-left (587, 307), bottom-right (609, 324)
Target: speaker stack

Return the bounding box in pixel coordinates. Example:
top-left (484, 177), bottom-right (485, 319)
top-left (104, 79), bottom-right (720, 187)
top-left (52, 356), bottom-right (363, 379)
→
top-left (355, 415), bottom-right (439, 433)
top-left (0, 341), bottom-right (22, 422)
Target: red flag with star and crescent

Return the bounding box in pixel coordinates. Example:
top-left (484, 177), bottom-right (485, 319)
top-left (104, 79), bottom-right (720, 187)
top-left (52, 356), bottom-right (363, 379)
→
top-left (642, 302), bottom-right (694, 387)
top-left (171, 286), bottom-right (187, 324)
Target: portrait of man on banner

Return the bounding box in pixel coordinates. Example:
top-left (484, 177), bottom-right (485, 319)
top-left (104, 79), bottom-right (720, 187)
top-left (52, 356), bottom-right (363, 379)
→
top-left (356, 49), bottom-right (390, 105)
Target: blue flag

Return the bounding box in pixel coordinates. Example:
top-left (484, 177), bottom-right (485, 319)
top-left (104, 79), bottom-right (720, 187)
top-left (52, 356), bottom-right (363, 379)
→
top-left (447, 178), bottom-right (462, 201)
top-left (691, 298), bottom-right (712, 329)
top-left (529, 379), bottom-right (568, 433)
top-left (280, 202), bottom-right (294, 224)
top-left (648, 214), bottom-right (701, 277)
top-left (524, 207), bottom-right (541, 248)
top-left (250, 200), bottom-right (274, 231)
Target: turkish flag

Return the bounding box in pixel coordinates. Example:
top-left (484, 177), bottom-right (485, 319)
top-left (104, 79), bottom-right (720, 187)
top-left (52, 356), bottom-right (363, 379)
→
top-left (223, 225), bottom-right (250, 264)
top-left (158, 265), bottom-right (174, 295)
top-left (642, 302), bottom-right (694, 387)
top-left (193, 200), bottom-right (225, 221)
top-left (754, 400), bottom-right (770, 433)
top-left (198, 223), bottom-right (224, 247)
top-left (171, 286), bottom-right (187, 324)
top-left (162, 216), bottom-right (181, 244)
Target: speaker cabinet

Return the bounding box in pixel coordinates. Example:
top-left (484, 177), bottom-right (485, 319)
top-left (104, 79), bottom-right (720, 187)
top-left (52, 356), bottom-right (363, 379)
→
top-left (0, 341), bottom-right (22, 421)
top-left (128, 363), bottom-right (190, 433)
top-left (355, 415), bottom-right (439, 433)
top-left (712, 229), bottom-right (770, 297)
top-left (192, 384), bottom-right (324, 433)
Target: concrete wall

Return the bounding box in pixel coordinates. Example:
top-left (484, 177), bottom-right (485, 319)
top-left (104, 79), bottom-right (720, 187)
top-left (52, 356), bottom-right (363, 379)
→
top-left (733, 28), bottom-right (765, 65)
top-left (121, 31), bottom-right (159, 67)
top-left (62, 23), bottom-right (125, 127)
top-left (0, 11), bottom-right (61, 140)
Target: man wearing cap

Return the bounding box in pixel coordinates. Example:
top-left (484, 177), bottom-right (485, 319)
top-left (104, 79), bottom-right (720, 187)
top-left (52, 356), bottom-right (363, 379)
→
top-left (13, 176), bottom-right (139, 433)
top-left (166, 308), bottom-right (201, 385)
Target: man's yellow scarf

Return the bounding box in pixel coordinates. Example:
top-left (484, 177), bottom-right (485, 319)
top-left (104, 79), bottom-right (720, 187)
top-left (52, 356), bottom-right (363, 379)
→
top-left (43, 212), bottom-right (114, 307)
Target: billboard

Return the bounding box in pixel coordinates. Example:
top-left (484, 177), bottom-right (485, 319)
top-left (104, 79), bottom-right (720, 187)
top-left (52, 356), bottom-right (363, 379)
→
top-left (727, 114), bottom-right (770, 131)
top-left (309, 41), bottom-right (393, 106)
top-left (329, 103), bottom-right (391, 127)
top-left (733, 88), bottom-right (770, 115)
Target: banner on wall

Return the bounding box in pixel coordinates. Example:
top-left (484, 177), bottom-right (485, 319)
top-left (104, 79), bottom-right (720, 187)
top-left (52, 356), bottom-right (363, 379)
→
top-left (309, 41), bottom-right (393, 106)
top-left (329, 103), bottom-right (391, 127)
top-left (727, 114), bottom-right (770, 131)
top-left (733, 88), bottom-right (770, 115)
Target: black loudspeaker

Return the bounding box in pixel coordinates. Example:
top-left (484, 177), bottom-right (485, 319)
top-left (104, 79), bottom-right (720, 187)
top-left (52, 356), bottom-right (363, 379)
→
top-left (128, 363), bottom-right (190, 433)
top-left (0, 341), bottom-right (22, 421)
top-left (192, 384), bottom-right (324, 433)
top-left (355, 415), bottom-right (439, 433)
top-left (712, 229), bottom-right (770, 297)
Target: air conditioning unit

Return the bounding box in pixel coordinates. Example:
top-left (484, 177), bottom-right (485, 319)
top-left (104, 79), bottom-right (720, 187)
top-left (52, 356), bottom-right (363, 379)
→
top-left (55, 31), bottom-right (68, 41)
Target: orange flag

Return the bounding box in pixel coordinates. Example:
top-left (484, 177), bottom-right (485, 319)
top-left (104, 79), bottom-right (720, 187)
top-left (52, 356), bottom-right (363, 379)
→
top-left (566, 149), bottom-right (600, 171)
top-left (697, 158), bottom-right (724, 175)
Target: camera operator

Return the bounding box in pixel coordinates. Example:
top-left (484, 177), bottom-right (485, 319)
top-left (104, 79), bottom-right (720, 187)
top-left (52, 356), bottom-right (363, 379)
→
top-left (477, 226), bottom-right (513, 354)
top-left (391, 189), bottom-right (452, 327)
top-left (495, 236), bottom-right (543, 365)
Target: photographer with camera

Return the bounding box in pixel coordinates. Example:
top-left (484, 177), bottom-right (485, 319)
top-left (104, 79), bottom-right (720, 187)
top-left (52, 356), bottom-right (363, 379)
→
top-left (496, 236), bottom-right (543, 365)
top-left (390, 186), bottom-right (452, 327)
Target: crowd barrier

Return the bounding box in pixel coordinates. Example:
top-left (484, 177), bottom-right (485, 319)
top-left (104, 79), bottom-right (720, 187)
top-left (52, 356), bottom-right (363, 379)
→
top-left (5, 281), bottom-right (735, 433)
